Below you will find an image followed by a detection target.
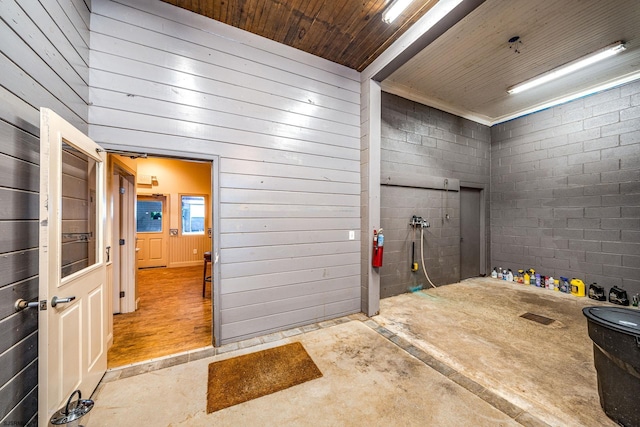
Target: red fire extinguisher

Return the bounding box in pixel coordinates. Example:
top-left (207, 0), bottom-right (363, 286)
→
top-left (372, 228), bottom-right (384, 268)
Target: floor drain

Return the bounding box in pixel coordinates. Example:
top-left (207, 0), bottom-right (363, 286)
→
top-left (520, 312), bottom-right (555, 325)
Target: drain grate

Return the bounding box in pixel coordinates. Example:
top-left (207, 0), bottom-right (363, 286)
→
top-left (520, 312), bottom-right (555, 325)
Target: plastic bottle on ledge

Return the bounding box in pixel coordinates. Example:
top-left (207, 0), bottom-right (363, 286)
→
top-left (491, 267), bottom-right (498, 279)
top-left (506, 269), bottom-right (513, 282)
top-left (498, 268), bottom-right (503, 280)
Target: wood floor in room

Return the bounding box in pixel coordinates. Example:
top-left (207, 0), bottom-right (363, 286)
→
top-left (108, 265), bottom-right (212, 368)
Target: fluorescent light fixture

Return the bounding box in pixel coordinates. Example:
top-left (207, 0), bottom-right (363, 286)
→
top-left (507, 41), bottom-right (626, 94)
top-left (383, 0), bottom-right (415, 24)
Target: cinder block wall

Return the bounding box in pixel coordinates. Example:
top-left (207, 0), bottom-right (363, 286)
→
top-left (491, 81), bottom-right (640, 296)
top-left (380, 93), bottom-right (491, 298)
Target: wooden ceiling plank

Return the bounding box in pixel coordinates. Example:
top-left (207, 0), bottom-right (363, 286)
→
top-left (323, 0), bottom-right (384, 63)
top-left (256, 0), bottom-right (291, 43)
top-left (282, 0), bottom-right (325, 49)
top-left (244, 0), bottom-right (266, 32)
top-left (312, 2), bottom-right (364, 63)
top-left (302, 0), bottom-right (354, 58)
top-left (350, 0), bottom-right (437, 71)
top-left (251, 0), bottom-right (272, 36)
top-left (272, 0), bottom-right (305, 44)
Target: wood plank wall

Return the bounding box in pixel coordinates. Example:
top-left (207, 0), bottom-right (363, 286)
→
top-left (169, 234), bottom-right (209, 267)
top-left (89, 0), bottom-right (362, 344)
top-left (0, 0), bottom-right (91, 423)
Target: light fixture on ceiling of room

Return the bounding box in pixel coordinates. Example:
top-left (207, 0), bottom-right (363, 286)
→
top-left (507, 41), bottom-right (626, 94)
top-left (382, 0), bottom-right (415, 24)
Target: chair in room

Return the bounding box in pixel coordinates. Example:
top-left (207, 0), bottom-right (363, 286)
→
top-left (203, 251), bottom-right (212, 297)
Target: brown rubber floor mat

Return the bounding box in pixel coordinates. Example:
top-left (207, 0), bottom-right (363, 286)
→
top-left (207, 342), bottom-right (322, 413)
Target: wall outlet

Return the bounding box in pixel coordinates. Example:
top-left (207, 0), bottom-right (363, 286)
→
top-left (193, 249), bottom-right (197, 254)
top-left (349, 230), bottom-right (355, 240)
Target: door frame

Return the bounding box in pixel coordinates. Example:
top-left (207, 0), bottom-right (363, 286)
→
top-left (459, 182), bottom-right (487, 276)
top-left (110, 156), bottom-right (136, 314)
top-left (103, 146), bottom-right (221, 347)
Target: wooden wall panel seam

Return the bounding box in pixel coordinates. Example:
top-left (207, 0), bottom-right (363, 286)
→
top-left (89, 107), bottom-right (360, 161)
top-left (88, 20), bottom-right (359, 101)
top-left (88, 127), bottom-right (361, 172)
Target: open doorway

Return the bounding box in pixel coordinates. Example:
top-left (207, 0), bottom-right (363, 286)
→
top-left (460, 186), bottom-right (486, 280)
top-left (107, 154), bottom-right (215, 368)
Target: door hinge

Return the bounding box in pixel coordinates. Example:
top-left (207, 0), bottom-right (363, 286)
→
top-left (120, 291), bottom-right (125, 298)
top-left (120, 187), bottom-right (126, 194)
top-left (119, 239), bottom-right (125, 246)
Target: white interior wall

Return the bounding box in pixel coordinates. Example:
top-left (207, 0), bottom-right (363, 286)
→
top-left (89, 0), bottom-right (362, 344)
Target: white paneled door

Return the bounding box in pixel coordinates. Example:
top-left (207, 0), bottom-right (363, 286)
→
top-left (39, 108), bottom-right (108, 425)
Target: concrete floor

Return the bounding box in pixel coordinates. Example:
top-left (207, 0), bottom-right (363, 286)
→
top-left (375, 277), bottom-right (618, 427)
top-left (90, 278), bottom-right (619, 426)
top-left (91, 320), bottom-right (522, 426)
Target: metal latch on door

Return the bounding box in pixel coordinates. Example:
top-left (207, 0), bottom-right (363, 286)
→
top-left (14, 296), bottom-right (76, 312)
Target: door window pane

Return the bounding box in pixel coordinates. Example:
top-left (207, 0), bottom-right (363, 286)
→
top-left (181, 196), bottom-right (205, 235)
top-left (137, 200), bottom-right (163, 232)
top-left (61, 142), bottom-right (98, 278)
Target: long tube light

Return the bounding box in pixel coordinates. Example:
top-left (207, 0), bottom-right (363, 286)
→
top-left (383, 0), bottom-right (415, 24)
top-left (507, 41), bottom-right (626, 94)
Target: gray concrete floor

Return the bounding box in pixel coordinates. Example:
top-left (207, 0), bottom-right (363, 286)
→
top-left (375, 277), bottom-right (618, 427)
top-left (90, 278), bottom-right (620, 426)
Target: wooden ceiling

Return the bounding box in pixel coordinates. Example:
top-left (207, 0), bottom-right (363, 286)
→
top-left (161, 0), bottom-right (439, 71)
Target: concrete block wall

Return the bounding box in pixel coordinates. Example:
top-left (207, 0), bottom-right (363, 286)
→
top-left (380, 92), bottom-right (491, 298)
top-left (491, 80), bottom-right (640, 296)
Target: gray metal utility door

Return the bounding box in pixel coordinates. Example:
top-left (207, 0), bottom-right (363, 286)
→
top-left (460, 187), bottom-right (481, 280)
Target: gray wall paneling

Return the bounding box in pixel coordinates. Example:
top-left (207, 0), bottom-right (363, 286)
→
top-left (490, 80), bottom-right (640, 296)
top-left (89, 0), bottom-right (362, 344)
top-left (0, 0), bottom-right (90, 423)
top-left (379, 92), bottom-right (491, 298)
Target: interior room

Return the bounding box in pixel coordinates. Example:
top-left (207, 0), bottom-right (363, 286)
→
top-left (0, 0), bottom-right (638, 425)
top-left (108, 155), bottom-right (213, 367)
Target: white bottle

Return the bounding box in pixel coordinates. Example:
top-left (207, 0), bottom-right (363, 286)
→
top-left (491, 268), bottom-right (498, 279)
top-left (506, 269), bottom-right (513, 282)
top-left (498, 268), bottom-right (503, 279)
top-left (548, 276), bottom-right (554, 291)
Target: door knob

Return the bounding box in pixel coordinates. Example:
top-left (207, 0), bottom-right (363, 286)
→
top-left (14, 299), bottom-right (40, 312)
top-left (51, 296), bottom-right (76, 307)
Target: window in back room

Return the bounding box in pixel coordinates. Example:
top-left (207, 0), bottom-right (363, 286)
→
top-left (181, 195), bottom-right (206, 235)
